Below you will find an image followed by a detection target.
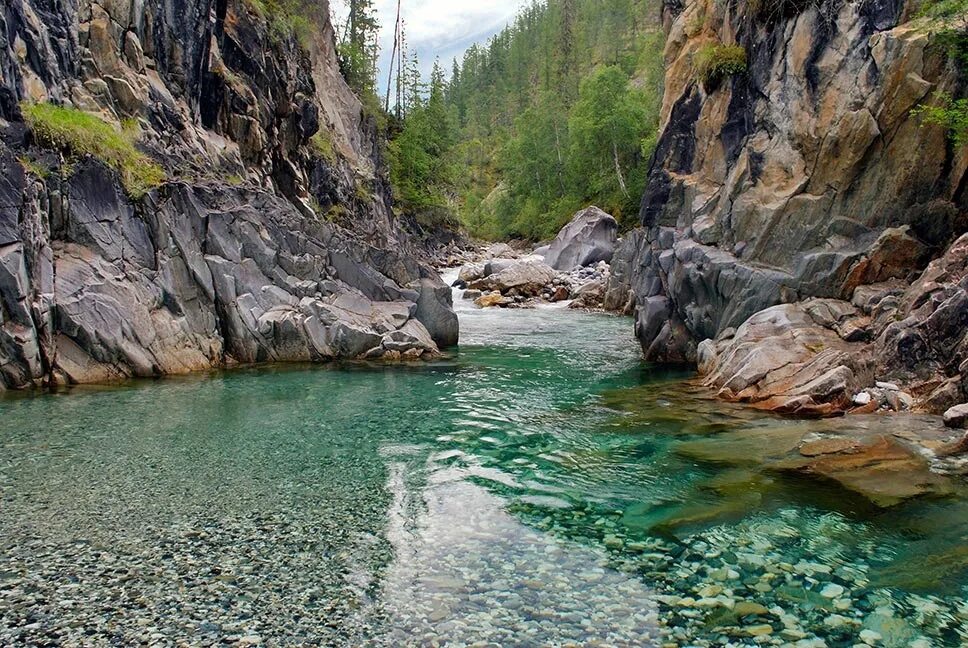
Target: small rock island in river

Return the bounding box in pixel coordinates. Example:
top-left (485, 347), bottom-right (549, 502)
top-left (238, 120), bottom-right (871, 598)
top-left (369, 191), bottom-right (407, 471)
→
top-left (0, 0), bottom-right (966, 645)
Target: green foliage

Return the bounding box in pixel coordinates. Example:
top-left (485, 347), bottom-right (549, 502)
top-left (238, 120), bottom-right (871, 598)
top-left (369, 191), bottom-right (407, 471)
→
top-left (912, 92), bottom-right (968, 145)
top-left (244, 0), bottom-right (314, 47)
top-left (917, 0), bottom-right (968, 67)
top-left (693, 44), bottom-right (748, 85)
top-left (568, 67), bottom-right (652, 207)
top-left (388, 60), bottom-right (459, 226)
top-left (22, 102), bottom-right (165, 198)
top-left (337, 0), bottom-right (380, 96)
top-left (310, 129), bottom-right (337, 163)
top-left (908, 1), bottom-right (967, 145)
top-left (432, 0), bottom-right (665, 240)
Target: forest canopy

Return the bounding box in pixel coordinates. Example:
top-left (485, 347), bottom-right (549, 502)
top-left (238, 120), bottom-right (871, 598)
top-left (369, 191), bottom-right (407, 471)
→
top-left (386, 0), bottom-right (666, 241)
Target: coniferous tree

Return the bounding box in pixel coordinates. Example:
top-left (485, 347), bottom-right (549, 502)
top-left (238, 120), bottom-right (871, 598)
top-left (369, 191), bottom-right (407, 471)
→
top-left (339, 0), bottom-right (380, 95)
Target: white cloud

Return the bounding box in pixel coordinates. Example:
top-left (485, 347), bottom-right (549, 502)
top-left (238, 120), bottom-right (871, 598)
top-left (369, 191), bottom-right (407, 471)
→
top-left (332, 0), bottom-right (526, 92)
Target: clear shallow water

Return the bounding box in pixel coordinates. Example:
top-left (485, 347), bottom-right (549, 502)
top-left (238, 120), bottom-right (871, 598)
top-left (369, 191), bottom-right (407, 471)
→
top-left (0, 281), bottom-right (965, 647)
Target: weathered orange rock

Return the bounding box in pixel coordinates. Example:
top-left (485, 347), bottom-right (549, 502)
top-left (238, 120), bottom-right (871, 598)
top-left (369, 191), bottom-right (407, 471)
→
top-left (474, 292), bottom-right (505, 308)
top-left (798, 438), bottom-right (860, 457)
top-left (698, 301), bottom-right (870, 418)
top-left (937, 433), bottom-right (968, 457)
top-left (792, 435), bottom-right (952, 507)
top-left (848, 400), bottom-right (880, 415)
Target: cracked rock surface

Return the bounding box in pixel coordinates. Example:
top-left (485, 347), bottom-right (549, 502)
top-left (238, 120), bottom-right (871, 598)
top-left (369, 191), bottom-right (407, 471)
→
top-left (0, 0), bottom-right (457, 390)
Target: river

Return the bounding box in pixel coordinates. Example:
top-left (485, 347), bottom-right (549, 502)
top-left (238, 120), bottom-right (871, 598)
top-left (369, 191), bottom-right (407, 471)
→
top-left (0, 274), bottom-right (965, 646)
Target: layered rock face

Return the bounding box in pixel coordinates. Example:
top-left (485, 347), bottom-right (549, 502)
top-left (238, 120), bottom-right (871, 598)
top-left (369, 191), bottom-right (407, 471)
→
top-left (0, 0), bottom-right (457, 390)
top-left (611, 0), bottom-right (967, 412)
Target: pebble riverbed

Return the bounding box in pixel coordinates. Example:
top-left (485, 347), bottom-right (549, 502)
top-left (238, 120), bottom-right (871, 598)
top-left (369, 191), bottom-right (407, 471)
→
top-left (1, 281), bottom-right (966, 646)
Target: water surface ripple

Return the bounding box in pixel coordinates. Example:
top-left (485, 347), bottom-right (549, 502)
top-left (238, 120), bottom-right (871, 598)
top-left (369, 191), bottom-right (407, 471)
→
top-left (0, 279), bottom-right (966, 646)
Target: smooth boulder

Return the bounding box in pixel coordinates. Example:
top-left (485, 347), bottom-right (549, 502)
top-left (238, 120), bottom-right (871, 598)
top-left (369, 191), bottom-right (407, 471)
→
top-left (697, 300), bottom-right (872, 417)
top-left (414, 276), bottom-right (460, 349)
top-left (543, 206), bottom-right (618, 271)
top-left (944, 404), bottom-right (968, 429)
top-left (469, 256), bottom-right (556, 297)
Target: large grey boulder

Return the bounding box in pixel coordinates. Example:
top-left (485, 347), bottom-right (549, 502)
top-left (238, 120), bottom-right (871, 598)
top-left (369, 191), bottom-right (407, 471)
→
top-left (469, 256), bottom-right (556, 296)
top-left (483, 242), bottom-right (515, 259)
top-left (543, 207), bottom-right (618, 271)
top-left (413, 275), bottom-right (459, 349)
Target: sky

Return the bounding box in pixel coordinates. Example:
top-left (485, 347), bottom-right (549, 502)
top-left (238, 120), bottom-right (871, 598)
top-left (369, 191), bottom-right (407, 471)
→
top-left (332, 0), bottom-right (527, 95)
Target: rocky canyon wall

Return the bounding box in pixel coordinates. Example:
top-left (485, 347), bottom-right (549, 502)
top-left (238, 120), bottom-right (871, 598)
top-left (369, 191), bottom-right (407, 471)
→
top-left (0, 0), bottom-right (458, 390)
top-left (610, 0), bottom-right (967, 414)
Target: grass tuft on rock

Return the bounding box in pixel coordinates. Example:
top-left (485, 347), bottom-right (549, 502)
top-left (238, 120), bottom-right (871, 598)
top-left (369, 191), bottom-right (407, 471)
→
top-left (693, 44), bottom-right (748, 86)
top-left (22, 102), bottom-right (165, 199)
top-left (310, 130), bottom-right (338, 163)
top-left (244, 0), bottom-right (314, 47)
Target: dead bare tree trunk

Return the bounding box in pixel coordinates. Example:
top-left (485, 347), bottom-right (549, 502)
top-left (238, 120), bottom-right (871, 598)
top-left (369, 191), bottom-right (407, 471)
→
top-left (613, 141), bottom-right (629, 198)
top-left (384, 0), bottom-right (402, 114)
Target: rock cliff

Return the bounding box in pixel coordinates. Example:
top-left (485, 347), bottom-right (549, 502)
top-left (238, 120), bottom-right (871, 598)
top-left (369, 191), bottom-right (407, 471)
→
top-left (610, 0), bottom-right (967, 413)
top-left (0, 0), bottom-right (457, 390)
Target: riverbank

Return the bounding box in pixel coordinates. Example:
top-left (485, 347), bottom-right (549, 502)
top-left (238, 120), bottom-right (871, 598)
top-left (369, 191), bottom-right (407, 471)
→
top-left (443, 218), bottom-right (968, 436)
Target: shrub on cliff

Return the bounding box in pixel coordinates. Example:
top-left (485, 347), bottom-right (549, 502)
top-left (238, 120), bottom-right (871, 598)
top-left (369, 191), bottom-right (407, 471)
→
top-left (913, 92), bottom-right (968, 145)
top-left (918, 0), bottom-right (968, 68)
top-left (244, 0), bottom-right (314, 47)
top-left (693, 44), bottom-right (748, 87)
top-left (22, 103), bottom-right (166, 198)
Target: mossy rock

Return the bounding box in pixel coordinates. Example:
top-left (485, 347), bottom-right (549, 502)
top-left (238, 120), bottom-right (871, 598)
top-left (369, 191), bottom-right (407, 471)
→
top-left (22, 102), bottom-right (165, 198)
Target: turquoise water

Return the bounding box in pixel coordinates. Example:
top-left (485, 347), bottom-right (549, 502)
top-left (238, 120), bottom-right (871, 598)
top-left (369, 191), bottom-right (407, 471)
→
top-left (0, 285), bottom-right (966, 646)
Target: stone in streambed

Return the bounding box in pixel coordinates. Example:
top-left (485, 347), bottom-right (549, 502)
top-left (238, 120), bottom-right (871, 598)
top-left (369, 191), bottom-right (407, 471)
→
top-left (542, 206), bottom-right (618, 271)
top-left (785, 435), bottom-right (953, 507)
top-left (734, 602), bottom-right (769, 616)
top-left (551, 286), bottom-right (570, 302)
top-left (475, 292), bottom-right (506, 308)
top-left (458, 262), bottom-right (486, 284)
top-left (745, 624), bottom-right (773, 636)
top-left (469, 257), bottom-right (556, 296)
top-left (799, 438), bottom-right (859, 457)
top-left (943, 403), bottom-right (968, 429)
top-left (414, 276), bottom-right (459, 348)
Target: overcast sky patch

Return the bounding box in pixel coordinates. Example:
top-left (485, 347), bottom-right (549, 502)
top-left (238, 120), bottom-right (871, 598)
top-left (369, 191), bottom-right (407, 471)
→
top-left (332, 0), bottom-right (526, 95)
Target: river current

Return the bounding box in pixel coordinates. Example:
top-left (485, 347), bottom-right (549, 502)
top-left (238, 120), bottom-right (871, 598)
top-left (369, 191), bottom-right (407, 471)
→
top-left (0, 274), bottom-right (965, 646)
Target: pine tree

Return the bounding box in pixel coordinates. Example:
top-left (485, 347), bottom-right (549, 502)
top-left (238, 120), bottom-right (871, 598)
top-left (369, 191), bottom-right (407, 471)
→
top-left (556, 0), bottom-right (578, 101)
top-left (339, 0), bottom-right (380, 95)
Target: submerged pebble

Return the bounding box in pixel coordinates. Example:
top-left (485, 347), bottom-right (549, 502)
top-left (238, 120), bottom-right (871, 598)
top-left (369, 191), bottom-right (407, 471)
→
top-left (1, 294), bottom-right (966, 646)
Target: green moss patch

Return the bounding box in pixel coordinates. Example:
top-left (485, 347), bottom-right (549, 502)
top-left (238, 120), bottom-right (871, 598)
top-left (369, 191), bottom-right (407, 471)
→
top-left (22, 103), bottom-right (165, 198)
top-left (310, 130), bottom-right (338, 163)
top-left (693, 44), bottom-right (748, 86)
